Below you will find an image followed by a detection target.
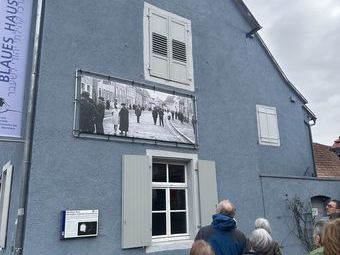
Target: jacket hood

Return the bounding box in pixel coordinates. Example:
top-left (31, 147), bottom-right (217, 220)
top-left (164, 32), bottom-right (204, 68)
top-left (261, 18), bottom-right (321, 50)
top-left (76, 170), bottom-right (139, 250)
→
top-left (212, 213), bottom-right (236, 231)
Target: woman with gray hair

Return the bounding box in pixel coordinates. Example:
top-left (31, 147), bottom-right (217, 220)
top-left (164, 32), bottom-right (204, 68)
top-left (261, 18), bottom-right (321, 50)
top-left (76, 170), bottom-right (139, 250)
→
top-left (243, 228), bottom-right (273, 254)
top-left (250, 218), bottom-right (282, 255)
top-left (255, 218), bottom-right (272, 234)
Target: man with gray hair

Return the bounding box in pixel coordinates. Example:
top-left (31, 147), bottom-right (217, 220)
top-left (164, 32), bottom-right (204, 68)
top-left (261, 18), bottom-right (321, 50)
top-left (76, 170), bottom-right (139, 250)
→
top-left (195, 199), bottom-right (248, 255)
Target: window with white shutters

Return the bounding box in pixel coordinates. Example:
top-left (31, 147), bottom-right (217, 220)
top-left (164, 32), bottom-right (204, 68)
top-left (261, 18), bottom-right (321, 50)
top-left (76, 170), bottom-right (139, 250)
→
top-left (122, 152), bottom-right (217, 251)
top-left (256, 105), bottom-right (280, 146)
top-left (144, 3), bottom-right (194, 91)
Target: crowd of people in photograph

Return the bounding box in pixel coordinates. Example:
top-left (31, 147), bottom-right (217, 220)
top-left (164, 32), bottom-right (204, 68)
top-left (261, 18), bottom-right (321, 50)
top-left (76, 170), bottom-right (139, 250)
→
top-left (190, 199), bottom-right (340, 255)
top-left (78, 91), bottom-right (105, 134)
top-left (152, 106), bottom-right (187, 126)
top-left (79, 91), bottom-right (194, 137)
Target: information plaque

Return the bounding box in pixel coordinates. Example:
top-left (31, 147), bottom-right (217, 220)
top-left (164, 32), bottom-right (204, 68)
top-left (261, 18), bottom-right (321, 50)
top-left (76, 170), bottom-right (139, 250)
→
top-left (60, 209), bottom-right (98, 239)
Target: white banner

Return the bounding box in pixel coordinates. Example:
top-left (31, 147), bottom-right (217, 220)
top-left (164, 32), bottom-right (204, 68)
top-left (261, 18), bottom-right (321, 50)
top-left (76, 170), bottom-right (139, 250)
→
top-left (0, 0), bottom-right (33, 138)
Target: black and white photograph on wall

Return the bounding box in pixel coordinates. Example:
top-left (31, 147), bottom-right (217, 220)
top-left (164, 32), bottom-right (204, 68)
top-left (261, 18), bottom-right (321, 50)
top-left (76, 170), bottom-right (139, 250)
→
top-left (76, 72), bottom-right (197, 145)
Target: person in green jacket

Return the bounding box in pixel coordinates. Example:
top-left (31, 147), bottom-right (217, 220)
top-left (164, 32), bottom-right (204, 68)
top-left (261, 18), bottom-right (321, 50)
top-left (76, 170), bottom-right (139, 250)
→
top-left (309, 219), bottom-right (328, 255)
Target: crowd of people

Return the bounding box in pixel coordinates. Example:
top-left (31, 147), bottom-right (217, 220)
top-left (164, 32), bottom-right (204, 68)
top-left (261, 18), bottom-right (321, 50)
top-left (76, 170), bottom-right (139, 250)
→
top-left (79, 91), bottom-right (106, 134)
top-left (308, 199), bottom-right (340, 255)
top-left (190, 199), bottom-right (340, 255)
top-left (79, 91), bottom-right (130, 136)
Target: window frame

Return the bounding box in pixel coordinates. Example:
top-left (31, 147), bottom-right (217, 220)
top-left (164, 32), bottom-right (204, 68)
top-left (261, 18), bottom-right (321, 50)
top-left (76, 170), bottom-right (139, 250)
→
top-left (0, 161), bottom-right (13, 249)
top-left (146, 150), bottom-right (199, 248)
top-left (256, 104), bottom-right (280, 146)
top-left (121, 153), bottom-right (218, 252)
top-left (151, 161), bottom-right (190, 241)
top-left (143, 2), bottom-right (195, 92)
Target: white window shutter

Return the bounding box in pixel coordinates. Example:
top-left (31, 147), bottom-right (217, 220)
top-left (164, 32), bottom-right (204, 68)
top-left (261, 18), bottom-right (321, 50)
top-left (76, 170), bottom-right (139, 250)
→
top-left (169, 19), bottom-right (190, 84)
top-left (0, 161), bottom-right (13, 249)
top-left (257, 108), bottom-right (269, 140)
top-left (197, 160), bottom-right (218, 227)
top-left (256, 105), bottom-right (280, 146)
top-left (122, 155), bottom-right (151, 249)
top-left (266, 109), bottom-right (279, 142)
top-left (149, 10), bottom-right (170, 80)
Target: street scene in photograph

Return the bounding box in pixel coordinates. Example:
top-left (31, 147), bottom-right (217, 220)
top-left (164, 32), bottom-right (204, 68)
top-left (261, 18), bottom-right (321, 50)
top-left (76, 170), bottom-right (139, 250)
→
top-left (78, 74), bottom-right (196, 144)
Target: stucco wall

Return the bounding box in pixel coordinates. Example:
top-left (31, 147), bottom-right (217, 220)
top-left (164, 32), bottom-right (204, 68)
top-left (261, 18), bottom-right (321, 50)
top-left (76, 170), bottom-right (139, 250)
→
top-left (0, 0), bottom-right (330, 255)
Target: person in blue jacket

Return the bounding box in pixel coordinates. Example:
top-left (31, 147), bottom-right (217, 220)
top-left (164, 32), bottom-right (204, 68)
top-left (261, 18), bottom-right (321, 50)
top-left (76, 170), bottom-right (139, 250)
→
top-left (195, 199), bottom-right (249, 255)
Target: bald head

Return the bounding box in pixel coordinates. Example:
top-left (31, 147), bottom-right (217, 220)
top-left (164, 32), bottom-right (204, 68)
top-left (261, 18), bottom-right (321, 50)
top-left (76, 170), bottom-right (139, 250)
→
top-left (216, 200), bottom-right (236, 217)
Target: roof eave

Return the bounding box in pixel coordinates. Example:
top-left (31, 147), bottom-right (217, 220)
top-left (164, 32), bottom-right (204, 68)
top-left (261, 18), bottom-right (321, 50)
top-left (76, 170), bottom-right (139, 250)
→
top-left (232, 0), bottom-right (262, 37)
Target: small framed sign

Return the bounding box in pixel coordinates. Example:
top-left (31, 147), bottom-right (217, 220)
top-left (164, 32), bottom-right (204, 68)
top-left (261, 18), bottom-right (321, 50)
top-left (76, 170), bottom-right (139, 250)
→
top-left (60, 209), bottom-right (99, 239)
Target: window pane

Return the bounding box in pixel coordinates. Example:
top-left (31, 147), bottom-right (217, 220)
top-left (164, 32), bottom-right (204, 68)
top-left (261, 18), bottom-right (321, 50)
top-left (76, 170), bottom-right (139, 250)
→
top-left (152, 189), bottom-right (166, 211)
top-left (169, 164), bottom-right (185, 183)
top-left (152, 163), bottom-right (166, 182)
top-left (170, 189), bottom-right (186, 210)
top-left (152, 213), bottom-right (166, 236)
top-left (171, 212), bottom-right (187, 234)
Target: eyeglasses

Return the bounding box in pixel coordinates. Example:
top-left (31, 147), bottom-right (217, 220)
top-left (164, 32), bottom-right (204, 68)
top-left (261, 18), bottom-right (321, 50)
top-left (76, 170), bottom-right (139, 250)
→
top-left (326, 204), bottom-right (336, 208)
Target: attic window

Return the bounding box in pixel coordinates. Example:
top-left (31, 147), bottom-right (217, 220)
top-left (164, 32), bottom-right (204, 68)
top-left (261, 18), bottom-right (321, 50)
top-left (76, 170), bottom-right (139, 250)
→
top-left (144, 3), bottom-right (194, 91)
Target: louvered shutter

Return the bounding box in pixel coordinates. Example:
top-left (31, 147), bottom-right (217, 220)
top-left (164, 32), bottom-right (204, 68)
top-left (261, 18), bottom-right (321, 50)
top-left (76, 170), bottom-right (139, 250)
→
top-left (169, 19), bottom-right (190, 84)
top-left (0, 162), bottom-right (13, 249)
top-left (149, 10), bottom-right (170, 80)
top-left (197, 160), bottom-right (218, 227)
top-left (122, 155), bottom-right (151, 249)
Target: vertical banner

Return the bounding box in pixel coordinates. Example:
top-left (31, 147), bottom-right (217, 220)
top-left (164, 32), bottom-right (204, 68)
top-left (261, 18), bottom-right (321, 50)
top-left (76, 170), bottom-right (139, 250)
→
top-left (0, 0), bottom-right (33, 138)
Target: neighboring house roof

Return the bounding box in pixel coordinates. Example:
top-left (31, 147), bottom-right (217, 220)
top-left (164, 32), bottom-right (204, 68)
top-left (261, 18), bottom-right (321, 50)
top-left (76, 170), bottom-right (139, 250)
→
top-left (313, 143), bottom-right (340, 177)
top-left (232, 0), bottom-right (317, 120)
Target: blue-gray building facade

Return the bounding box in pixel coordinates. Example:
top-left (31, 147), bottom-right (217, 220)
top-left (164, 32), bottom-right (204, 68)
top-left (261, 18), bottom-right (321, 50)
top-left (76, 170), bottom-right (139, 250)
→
top-left (0, 1), bottom-right (339, 255)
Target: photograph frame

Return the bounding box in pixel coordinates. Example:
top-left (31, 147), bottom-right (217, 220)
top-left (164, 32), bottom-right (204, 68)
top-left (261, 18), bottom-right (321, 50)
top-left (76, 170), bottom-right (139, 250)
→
top-left (73, 70), bottom-right (198, 149)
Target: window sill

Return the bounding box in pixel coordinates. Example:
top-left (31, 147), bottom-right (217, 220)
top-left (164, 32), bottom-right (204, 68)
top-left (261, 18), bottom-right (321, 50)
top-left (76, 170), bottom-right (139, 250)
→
top-left (145, 239), bottom-right (193, 253)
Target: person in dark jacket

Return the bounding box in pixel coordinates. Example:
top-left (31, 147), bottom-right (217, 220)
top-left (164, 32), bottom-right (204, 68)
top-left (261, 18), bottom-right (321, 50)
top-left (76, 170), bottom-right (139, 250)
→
top-left (95, 97), bottom-right (105, 134)
top-left (119, 103), bottom-right (129, 136)
top-left (152, 107), bottom-right (158, 125)
top-left (195, 199), bottom-right (248, 255)
top-left (105, 100), bottom-right (110, 110)
top-left (135, 105), bottom-right (142, 123)
top-left (158, 108), bottom-right (164, 126)
top-left (79, 91), bottom-right (96, 133)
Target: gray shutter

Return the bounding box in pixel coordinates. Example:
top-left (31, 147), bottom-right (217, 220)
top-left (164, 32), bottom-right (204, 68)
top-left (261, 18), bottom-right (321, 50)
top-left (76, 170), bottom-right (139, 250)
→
top-left (149, 10), bottom-right (170, 80)
top-left (122, 155), bottom-right (151, 249)
top-left (169, 19), bottom-right (189, 84)
top-left (197, 160), bottom-right (218, 227)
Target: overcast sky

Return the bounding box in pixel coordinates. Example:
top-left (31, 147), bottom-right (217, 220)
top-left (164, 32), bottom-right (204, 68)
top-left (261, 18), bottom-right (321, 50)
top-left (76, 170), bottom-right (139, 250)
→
top-left (243, 0), bottom-right (340, 146)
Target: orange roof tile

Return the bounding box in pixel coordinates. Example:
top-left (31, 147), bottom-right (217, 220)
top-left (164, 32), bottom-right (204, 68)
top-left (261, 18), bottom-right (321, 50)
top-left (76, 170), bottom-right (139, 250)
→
top-left (313, 143), bottom-right (340, 178)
